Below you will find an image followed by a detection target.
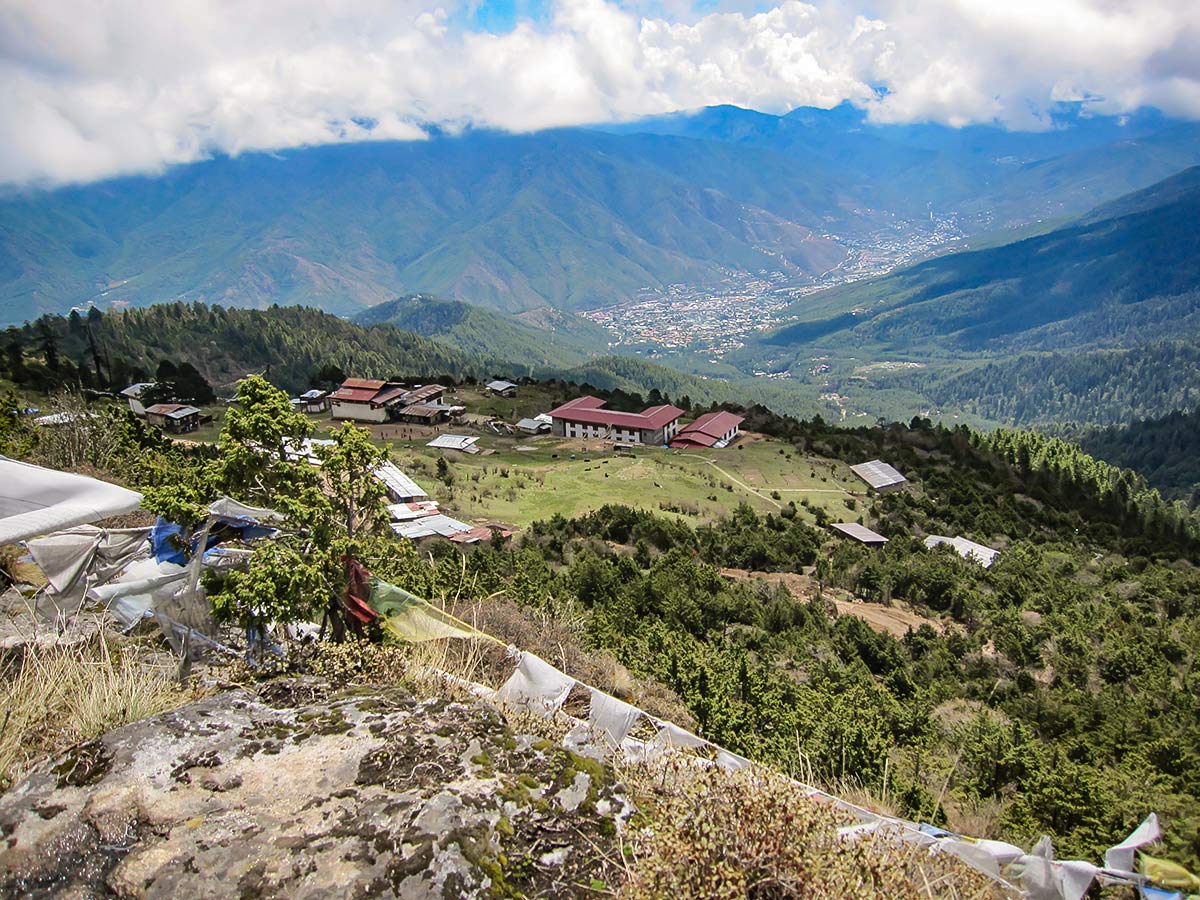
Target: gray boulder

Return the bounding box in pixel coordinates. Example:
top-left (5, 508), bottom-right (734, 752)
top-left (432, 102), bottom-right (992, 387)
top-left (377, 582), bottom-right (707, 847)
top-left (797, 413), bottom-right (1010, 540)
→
top-left (0, 680), bottom-right (630, 898)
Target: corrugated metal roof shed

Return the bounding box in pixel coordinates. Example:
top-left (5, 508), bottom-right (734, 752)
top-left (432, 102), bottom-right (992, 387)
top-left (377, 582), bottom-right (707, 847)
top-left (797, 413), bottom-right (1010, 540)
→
top-left (850, 460), bottom-right (907, 490)
top-left (391, 514), bottom-right (474, 539)
top-left (403, 384), bottom-right (445, 405)
top-left (427, 434), bottom-right (479, 451)
top-left (283, 437), bottom-right (335, 464)
top-left (830, 522), bottom-right (889, 544)
top-left (340, 378), bottom-right (387, 390)
top-left (372, 386), bottom-right (410, 407)
top-left (373, 462), bottom-right (428, 501)
top-left (145, 404), bottom-right (201, 419)
top-left (398, 403), bottom-right (444, 420)
top-left (387, 501), bottom-right (441, 521)
top-left (924, 535), bottom-right (999, 567)
top-left (449, 525), bottom-right (515, 544)
top-left (330, 386), bottom-right (383, 403)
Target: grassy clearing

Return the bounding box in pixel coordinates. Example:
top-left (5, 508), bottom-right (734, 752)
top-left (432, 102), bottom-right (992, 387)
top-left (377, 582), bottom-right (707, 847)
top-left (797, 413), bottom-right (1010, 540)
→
top-left (444, 382), bottom-right (566, 422)
top-left (179, 387), bottom-right (866, 528)
top-left (0, 634), bottom-right (189, 790)
top-left (383, 433), bottom-right (865, 528)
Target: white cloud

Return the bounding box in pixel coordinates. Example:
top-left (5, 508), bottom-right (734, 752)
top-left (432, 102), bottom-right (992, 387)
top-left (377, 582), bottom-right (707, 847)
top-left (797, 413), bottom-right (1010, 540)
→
top-left (859, 0), bottom-right (1200, 128)
top-left (0, 0), bottom-right (1197, 185)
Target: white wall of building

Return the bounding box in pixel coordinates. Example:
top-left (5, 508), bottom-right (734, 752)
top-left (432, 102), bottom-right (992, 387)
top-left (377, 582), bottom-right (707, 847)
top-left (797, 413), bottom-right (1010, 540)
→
top-left (331, 401), bottom-right (388, 423)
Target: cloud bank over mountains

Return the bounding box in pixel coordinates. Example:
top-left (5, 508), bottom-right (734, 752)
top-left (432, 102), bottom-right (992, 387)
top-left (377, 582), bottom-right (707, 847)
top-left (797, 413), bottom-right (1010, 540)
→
top-left (2, 0), bottom-right (1198, 186)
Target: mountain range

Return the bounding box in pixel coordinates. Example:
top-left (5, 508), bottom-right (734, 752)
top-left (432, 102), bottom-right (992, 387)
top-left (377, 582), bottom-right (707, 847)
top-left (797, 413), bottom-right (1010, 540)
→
top-left (725, 165), bottom-right (1200, 426)
top-left (746, 166), bottom-right (1200, 357)
top-left (3, 103), bottom-right (1200, 327)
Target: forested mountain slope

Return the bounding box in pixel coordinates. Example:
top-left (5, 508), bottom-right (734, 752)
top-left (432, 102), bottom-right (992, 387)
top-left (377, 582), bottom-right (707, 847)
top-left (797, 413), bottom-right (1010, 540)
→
top-left (1, 302), bottom-right (751, 409)
top-left (871, 343), bottom-right (1200, 427)
top-left (353, 295), bottom-right (607, 368)
top-left (2, 304), bottom-right (494, 394)
top-left (0, 129), bottom-right (851, 324)
top-left (720, 168), bottom-right (1200, 427)
top-left (1077, 404), bottom-right (1200, 503)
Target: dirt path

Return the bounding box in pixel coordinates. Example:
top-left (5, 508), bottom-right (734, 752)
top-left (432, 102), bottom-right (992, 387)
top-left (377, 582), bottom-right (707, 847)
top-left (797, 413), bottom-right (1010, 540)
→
top-left (719, 568), bottom-right (944, 638)
top-left (677, 454), bottom-right (853, 505)
top-left (677, 454), bottom-right (781, 508)
top-left (771, 488), bottom-right (854, 494)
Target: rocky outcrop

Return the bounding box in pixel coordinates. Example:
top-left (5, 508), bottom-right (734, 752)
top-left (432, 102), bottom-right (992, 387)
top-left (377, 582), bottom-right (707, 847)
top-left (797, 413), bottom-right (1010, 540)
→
top-left (0, 680), bottom-right (631, 899)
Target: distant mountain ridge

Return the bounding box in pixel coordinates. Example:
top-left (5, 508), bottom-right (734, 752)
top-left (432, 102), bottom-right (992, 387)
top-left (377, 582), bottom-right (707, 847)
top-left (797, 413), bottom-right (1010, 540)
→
top-left (3, 105), bottom-right (1200, 327)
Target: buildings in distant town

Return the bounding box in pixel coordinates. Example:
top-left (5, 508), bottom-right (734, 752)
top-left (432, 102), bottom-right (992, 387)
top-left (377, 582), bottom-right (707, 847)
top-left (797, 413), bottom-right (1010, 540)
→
top-left (548, 396), bottom-right (684, 445)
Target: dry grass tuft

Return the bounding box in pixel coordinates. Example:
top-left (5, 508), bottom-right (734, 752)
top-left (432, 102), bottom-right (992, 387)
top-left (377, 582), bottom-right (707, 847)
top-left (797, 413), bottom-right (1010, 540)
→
top-left (0, 635), bottom-right (188, 790)
top-left (448, 594), bottom-right (695, 726)
top-left (620, 760), bottom-right (1017, 900)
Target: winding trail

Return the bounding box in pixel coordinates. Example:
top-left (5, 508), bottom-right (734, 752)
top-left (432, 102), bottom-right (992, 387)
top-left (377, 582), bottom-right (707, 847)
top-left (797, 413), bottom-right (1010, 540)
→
top-left (676, 453), bottom-right (854, 510)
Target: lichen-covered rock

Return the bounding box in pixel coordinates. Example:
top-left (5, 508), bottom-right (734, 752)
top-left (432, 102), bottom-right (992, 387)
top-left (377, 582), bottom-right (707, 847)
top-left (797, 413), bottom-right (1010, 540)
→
top-left (0, 680), bottom-right (631, 899)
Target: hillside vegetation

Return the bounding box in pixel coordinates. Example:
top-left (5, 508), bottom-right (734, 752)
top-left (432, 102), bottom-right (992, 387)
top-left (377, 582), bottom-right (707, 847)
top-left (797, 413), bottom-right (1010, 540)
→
top-left (354, 294), bottom-right (607, 368)
top-left (2, 303), bottom-right (764, 418)
top-left (1076, 404), bottom-right (1200, 504)
top-left (1, 303), bottom-right (497, 394)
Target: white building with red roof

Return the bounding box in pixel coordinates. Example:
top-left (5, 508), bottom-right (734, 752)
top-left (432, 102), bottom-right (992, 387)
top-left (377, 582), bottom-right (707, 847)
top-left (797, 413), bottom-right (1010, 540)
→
top-left (669, 411), bottom-right (744, 449)
top-left (548, 396), bottom-right (684, 445)
top-left (329, 379), bottom-right (446, 423)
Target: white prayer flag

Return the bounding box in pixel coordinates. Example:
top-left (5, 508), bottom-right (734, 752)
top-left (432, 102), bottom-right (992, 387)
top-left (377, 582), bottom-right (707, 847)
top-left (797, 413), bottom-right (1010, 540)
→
top-left (1105, 813), bottom-right (1161, 873)
top-left (497, 651), bottom-right (575, 716)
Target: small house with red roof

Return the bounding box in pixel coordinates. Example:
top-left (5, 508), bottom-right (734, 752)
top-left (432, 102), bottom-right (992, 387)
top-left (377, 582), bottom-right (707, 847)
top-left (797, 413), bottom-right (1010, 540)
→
top-left (669, 411), bottom-right (744, 449)
top-left (548, 396), bottom-right (684, 446)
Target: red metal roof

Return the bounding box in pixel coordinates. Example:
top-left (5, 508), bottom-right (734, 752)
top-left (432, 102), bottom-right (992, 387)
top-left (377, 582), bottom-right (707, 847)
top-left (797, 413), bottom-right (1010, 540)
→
top-left (329, 386), bottom-right (382, 403)
top-left (341, 378), bottom-right (387, 390)
top-left (403, 384), bottom-right (444, 405)
top-left (670, 435), bottom-right (718, 449)
top-left (449, 525), bottom-right (515, 544)
top-left (676, 411), bottom-right (744, 440)
top-left (372, 386), bottom-right (409, 407)
top-left (145, 403), bottom-right (196, 416)
top-left (548, 396), bottom-right (684, 432)
top-left (330, 378), bottom-right (404, 404)
top-left (555, 396), bottom-right (606, 413)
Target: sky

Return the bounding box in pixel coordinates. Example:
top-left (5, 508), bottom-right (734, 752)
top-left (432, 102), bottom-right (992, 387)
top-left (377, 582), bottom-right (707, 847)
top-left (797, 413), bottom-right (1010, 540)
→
top-left (1, 0), bottom-right (1198, 186)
